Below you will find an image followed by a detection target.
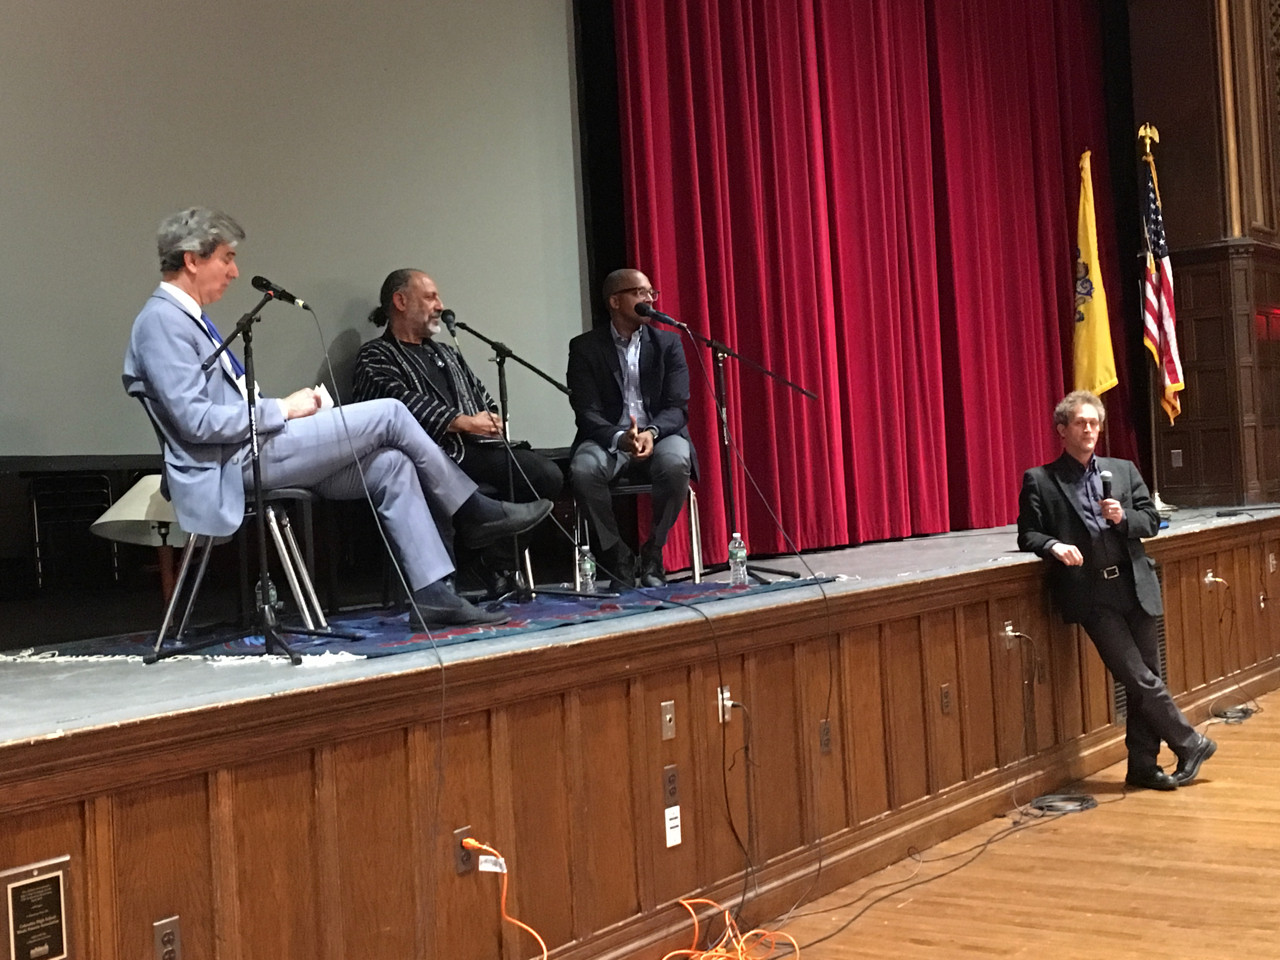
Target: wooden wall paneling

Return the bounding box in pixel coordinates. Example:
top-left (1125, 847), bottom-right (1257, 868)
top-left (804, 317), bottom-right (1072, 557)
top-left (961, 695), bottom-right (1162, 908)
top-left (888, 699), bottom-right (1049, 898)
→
top-left (111, 777), bottom-right (213, 960)
top-left (1017, 591), bottom-right (1057, 754)
top-left (331, 731), bottom-right (416, 960)
top-left (1079, 624), bottom-right (1114, 734)
top-left (795, 636), bottom-right (848, 842)
top-left (1041, 590), bottom-right (1085, 744)
top-left (314, 745), bottom-right (343, 959)
top-left (1231, 544), bottom-right (1258, 671)
top-left (920, 609), bottom-right (963, 793)
top-left (425, 714), bottom-right (503, 960)
top-left (691, 658), bottom-right (749, 887)
top-left (840, 624), bottom-right (890, 823)
top-left (501, 697), bottom-right (575, 952)
top-left (1180, 558), bottom-right (1208, 690)
top-left (0, 803), bottom-right (86, 960)
top-left (568, 682), bottom-right (640, 935)
top-left (884, 618), bottom-right (929, 806)
top-left (230, 752), bottom-right (320, 960)
top-left (86, 797), bottom-right (118, 960)
top-left (1266, 537), bottom-right (1280, 660)
top-left (987, 599), bottom-right (1027, 768)
top-left (638, 668), bottom-right (700, 906)
top-left (742, 643), bottom-right (804, 862)
top-left (957, 602), bottom-right (997, 779)
top-left (1163, 558), bottom-right (1189, 695)
top-left (209, 770), bottom-right (241, 960)
top-left (1202, 550), bottom-right (1230, 682)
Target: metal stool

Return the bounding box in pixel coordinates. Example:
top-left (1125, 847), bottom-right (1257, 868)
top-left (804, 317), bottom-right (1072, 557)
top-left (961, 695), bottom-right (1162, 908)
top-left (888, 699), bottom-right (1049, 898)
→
top-left (573, 483), bottom-right (702, 587)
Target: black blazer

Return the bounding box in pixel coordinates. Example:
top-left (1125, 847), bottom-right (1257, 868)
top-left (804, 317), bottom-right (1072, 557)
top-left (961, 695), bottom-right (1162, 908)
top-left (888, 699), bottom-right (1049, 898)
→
top-left (1017, 454), bottom-right (1162, 623)
top-left (566, 322), bottom-right (699, 478)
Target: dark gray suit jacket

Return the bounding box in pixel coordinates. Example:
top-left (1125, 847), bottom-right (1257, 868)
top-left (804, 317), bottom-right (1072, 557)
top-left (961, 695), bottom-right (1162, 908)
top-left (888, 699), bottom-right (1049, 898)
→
top-left (1017, 454), bottom-right (1162, 622)
top-left (566, 322), bottom-right (699, 478)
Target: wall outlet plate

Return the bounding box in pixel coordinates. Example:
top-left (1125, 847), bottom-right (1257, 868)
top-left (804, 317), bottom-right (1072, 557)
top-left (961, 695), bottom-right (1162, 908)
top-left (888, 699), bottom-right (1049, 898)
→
top-left (153, 915), bottom-right (181, 960)
top-left (453, 825), bottom-right (475, 875)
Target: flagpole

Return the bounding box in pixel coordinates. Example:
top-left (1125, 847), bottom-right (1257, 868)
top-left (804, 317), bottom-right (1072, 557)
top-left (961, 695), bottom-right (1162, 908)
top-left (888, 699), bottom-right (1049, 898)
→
top-left (1139, 122), bottom-right (1175, 516)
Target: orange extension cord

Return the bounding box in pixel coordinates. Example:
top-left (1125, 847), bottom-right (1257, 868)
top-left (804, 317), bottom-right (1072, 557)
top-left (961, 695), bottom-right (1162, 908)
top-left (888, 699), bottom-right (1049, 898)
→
top-left (461, 838), bottom-right (549, 960)
top-left (661, 898), bottom-right (799, 960)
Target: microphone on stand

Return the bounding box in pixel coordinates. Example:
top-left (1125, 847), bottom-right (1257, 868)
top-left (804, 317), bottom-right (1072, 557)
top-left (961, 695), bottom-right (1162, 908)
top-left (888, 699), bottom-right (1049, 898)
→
top-left (634, 302), bottom-right (687, 329)
top-left (439, 308), bottom-right (458, 336)
top-left (251, 275), bottom-right (310, 310)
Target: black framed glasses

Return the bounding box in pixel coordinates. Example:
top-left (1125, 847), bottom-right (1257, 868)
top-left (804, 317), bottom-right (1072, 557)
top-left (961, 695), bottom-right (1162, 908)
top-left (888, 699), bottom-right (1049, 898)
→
top-left (615, 286), bottom-right (659, 301)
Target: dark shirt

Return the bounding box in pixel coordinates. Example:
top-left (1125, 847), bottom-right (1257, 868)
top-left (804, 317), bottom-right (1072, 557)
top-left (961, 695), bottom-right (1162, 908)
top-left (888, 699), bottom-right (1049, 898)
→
top-left (1059, 454), bottom-right (1128, 569)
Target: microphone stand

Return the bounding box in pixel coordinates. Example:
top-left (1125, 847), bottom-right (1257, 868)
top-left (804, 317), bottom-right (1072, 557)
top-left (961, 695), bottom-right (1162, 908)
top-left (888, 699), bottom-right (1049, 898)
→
top-left (450, 320), bottom-right (615, 599)
top-left (647, 311), bottom-right (816, 584)
top-left (162, 295), bottom-right (361, 662)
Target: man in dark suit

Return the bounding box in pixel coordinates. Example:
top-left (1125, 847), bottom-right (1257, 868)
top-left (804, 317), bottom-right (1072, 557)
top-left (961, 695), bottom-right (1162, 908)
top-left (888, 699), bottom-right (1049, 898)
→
top-left (567, 268), bottom-right (696, 587)
top-left (1017, 390), bottom-right (1215, 790)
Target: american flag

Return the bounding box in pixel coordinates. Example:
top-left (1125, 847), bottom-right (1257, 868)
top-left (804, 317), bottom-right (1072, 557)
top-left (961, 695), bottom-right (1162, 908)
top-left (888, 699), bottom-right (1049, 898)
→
top-left (1142, 158), bottom-right (1184, 423)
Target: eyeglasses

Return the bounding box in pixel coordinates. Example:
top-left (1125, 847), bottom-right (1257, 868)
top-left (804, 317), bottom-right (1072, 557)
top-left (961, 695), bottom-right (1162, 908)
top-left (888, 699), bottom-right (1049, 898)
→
top-left (615, 286), bottom-right (659, 301)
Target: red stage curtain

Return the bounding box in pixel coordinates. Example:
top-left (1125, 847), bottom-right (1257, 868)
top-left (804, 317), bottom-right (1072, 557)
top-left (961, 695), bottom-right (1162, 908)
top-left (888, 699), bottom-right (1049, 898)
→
top-left (615, 0), bottom-right (1137, 567)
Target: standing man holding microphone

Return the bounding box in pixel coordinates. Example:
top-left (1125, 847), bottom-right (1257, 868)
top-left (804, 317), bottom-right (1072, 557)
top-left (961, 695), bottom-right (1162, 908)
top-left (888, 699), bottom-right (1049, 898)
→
top-left (1017, 390), bottom-right (1216, 790)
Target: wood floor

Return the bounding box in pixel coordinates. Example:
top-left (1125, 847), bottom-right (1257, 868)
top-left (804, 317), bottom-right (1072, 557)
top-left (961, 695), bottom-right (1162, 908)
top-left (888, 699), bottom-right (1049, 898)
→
top-left (774, 687), bottom-right (1280, 959)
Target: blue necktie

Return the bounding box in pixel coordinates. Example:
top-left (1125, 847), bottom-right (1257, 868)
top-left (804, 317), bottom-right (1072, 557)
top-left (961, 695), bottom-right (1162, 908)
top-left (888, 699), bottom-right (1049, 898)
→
top-left (200, 313), bottom-right (245, 377)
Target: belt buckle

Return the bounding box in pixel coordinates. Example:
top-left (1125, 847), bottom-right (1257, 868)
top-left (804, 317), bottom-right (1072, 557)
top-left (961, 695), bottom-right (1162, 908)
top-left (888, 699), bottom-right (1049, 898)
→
top-left (1101, 565), bottom-right (1120, 580)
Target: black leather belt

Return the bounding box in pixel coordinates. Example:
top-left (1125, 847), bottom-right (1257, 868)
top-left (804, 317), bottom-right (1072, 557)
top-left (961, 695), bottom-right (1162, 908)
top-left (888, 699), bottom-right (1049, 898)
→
top-left (1099, 565), bottom-right (1121, 579)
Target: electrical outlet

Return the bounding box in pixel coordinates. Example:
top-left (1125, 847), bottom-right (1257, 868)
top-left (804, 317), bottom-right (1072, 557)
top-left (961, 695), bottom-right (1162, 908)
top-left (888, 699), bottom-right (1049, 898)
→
top-left (1002, 621), bottom-right (1015, 649)
top-left (939, 683), bottom-right (952, 714)
top-left (818, 718), bottom-right (832, 753)
top-left (153, 916), bottom-right (181, 960)
top-left (1270, 552), bottom-right (1277, 574)
top-left (660, 700), bottom-right (676, 740)
top-left (663, 764), bottom-right (679, 806)
top-left (453, 825), bottom-right (475, 875)
top-left (717, 685), bottom-right (732, 723)
top-left (1204, 568), bottom-right (1214, 585)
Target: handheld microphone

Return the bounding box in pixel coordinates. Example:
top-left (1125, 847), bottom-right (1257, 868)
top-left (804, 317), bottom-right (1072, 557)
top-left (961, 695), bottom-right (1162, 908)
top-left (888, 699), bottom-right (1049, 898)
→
top-left (251, 275), bottom-right (309, 310)
top-left (1100, 470), bottom-right (1113, 500)
top-left (439, 308), bottom-right (458, 335)
top-left (634, 302), bottom-right (687, 328)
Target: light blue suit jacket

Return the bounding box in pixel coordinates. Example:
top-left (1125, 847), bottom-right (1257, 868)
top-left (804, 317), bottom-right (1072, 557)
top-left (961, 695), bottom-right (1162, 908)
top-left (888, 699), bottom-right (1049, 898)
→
top-left (123, 286), bottom-right (286, 537)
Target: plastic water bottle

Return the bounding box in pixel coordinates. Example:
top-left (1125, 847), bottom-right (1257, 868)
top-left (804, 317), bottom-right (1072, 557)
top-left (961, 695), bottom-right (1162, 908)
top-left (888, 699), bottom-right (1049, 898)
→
top-left (728, 532), bottom-right (749, 586)
top-left (577, 545), bottom-right (597, 592)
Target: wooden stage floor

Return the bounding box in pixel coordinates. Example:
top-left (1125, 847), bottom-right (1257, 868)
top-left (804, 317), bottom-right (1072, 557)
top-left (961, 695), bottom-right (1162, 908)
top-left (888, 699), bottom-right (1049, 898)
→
top-left (777, 687), bottom-right (1280, 959)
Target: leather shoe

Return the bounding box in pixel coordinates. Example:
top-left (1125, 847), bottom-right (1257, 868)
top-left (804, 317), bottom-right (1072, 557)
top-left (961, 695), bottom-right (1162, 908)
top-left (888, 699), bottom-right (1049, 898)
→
top-left (1124, 766), bottom-right (1178, 791)
top-left (458, 499), bottom-right (553, 550)
top-left (602, 548), bottom-right (636, 589)
top-left (638, 540), bottom-right (667, 588)
top-left (1171, 734), bottom-right (1217, 785)
top-left (410, 580), bottom-right (510, 628)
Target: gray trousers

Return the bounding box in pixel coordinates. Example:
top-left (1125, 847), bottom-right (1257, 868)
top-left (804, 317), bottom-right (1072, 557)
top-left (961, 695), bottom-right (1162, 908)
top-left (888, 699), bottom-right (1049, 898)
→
top-left (243, 397), bottom-right (476, 590)
top-left (570, 435), bottom-right (691, 557)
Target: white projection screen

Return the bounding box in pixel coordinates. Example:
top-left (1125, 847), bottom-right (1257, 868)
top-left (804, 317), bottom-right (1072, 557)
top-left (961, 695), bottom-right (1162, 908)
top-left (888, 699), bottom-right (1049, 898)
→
top-left (0, 0), bottom-right (588, 457)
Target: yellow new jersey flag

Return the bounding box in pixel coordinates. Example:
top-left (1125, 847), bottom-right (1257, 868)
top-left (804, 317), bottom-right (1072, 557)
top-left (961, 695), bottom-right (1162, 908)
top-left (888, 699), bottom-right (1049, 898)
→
top-left (1073, 150), bottom-right (1117, 395)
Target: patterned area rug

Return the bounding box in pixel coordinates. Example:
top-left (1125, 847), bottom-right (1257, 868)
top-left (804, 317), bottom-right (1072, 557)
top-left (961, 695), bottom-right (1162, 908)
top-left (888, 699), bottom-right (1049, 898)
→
top-left (6, 578), bottom-right (832, 661)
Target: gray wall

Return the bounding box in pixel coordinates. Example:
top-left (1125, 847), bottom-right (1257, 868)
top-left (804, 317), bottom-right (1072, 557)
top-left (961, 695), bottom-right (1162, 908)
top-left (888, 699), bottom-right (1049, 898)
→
top-left (0, 0), bottom-right (588, 456)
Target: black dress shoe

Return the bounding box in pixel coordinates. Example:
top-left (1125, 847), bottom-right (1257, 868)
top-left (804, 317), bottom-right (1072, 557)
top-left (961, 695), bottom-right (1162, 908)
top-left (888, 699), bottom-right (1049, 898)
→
top-left (458, 499), bottom-right (553, 550)
top-left (1172, 734), bottom-right (1217, 785)
top-left (1124, 767), bottom-right (1179, 791)
top-left (410, 580), bottom-right (510, 627)
top-left (638, 540), bottom-right (667, 588)
top-left (602, 548), bottom-right (636, 589)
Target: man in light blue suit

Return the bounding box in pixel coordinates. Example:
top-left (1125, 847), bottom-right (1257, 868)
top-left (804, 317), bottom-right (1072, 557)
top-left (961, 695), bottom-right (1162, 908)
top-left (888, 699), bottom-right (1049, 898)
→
top-left (123, 208), bottom-right (551, 626)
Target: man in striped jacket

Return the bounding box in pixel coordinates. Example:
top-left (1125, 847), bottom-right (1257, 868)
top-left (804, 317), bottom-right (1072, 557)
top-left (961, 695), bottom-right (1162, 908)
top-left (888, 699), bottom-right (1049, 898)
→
top-left (353, 269), bottom-right (564, 504)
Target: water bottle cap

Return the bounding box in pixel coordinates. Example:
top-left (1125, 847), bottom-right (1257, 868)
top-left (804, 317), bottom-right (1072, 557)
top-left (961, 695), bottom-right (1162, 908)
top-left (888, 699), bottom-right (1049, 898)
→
top-left (731, 532), bottom-right (741, 538)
